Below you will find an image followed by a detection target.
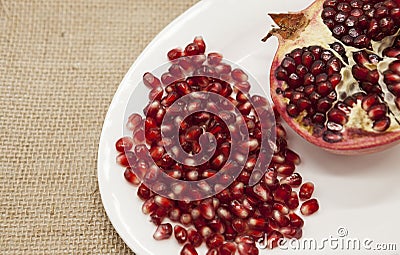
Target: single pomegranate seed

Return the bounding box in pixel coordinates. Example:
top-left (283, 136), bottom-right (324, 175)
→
top-left (206, 249), bottom-right (220, 255)
top-left (181, 243), bottom-right (198, 255)
top-left (276, 162), bottom-right (295, 176)
top-left (237, 241), bottom-right (259, 255)
top-left (373, 116), bottom-right (391, 131)
top-left (153, 223), bottom-right (172, 240)
top-left (188, 229), bottom-right (203, 247)
top-left (116, 151), bottom-right (136, 167)
top-left (287, 191), bottom-right (300, 210)
top-left (301, 198), bottom-right (320, 216)
top-left (115, 137), bottom-right (133, 152)
top-left (168, 48), bottom-right (184, 61)
top-left (219, 242), bottom-right (237, 255)
top-left (280, 172), bottom-right (302, 187)
top-left (126, 113), bottom-right (142, 131)
top-left (206, 233), bottom-right (225, 249)
top-left (174, 225), bottom-right (188, 244)
top-left (289, 212), bottom-right (304, 228)
top-left (124, 167), bottom-right (141, 185)
top-left (299, 182), bottom-right (315, 200)
top-left (142, 197), bottom-right (157, 215)
top-left (137, 183), bottom-right (152, 201)
top-left (143, 72), bottom-right (162, 89)
top-left (230, 200), bottom-right (249, 219)
top-left (193, 36), bottom-right (206, 54)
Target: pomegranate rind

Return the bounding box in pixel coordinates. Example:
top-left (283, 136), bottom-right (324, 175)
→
top-left (269, 0), bottom-right (400, 155)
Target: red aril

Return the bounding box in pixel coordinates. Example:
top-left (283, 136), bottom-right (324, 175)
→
top-left (114, 37), bottom-right (320, 255)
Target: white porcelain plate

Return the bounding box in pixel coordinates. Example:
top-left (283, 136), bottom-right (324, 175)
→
top-left (98, 0), bottom-right (400, 254)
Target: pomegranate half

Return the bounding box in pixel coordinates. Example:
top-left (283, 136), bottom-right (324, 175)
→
top-left (267, 0), bottom-right (400, 154)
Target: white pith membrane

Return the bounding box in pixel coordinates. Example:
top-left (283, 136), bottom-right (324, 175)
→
top-left (272, 1), bottom-right (400, 143)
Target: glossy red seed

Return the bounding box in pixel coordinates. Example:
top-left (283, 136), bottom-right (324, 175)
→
top-left (301, 198), bottom-right (320, 216)
top-left (116, 151), bottom-right (137, 167)
top-left (181, 243), bottom-right (199, 255)
top-left (115, 137), bottom-right (134, 152)
top-left (174, 225), bottom-right (188, 244)
top-left (168, 48), bottom-right (184, 61)
top-left (219, 242), bottom-right (237, 255)
top-left (188, 229), bottom-right (203, 247)
top-left (299, 182), bottom-right (315, 200)
top-left (193, 36), bottom-right (206, 54)
top-left (142, 197), bottom-right (157, 215)
top-left (153, 223), bottom-right (172, 240)
top-left (287, 191), bottom-right (300, 210)
top-left (276, 162), bottom-right (295, 176)
top-left (143, 72), bottom-right (162, 89)
top-left (127, 113), bottom-right (142, 131)
top-left (289, 212), bottom-right (304, 228)
top-left (124, 167), bottom-right (141, 185)
top-left (280, 173), bottom-right (302, 187)
top-left (206, 249), bottom-right (220, 255)
top-left (206, 233), bottom-right (225, 249)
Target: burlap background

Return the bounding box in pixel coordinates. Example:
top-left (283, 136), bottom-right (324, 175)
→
top-left (0, 0), bottom-right (199, 253)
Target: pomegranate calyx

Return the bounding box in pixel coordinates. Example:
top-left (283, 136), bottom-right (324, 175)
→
top-left (263, 13), bottom-right (310, 42)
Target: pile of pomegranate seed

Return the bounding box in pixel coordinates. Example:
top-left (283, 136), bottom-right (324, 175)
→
top-left (115, 37), bottom-right (319, 255)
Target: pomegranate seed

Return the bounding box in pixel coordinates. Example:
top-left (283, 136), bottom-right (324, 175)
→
top-left (115, 137), bottom-right (134, 152)
top-left (200, 226), bottom-right (213, 239)
top-left (199, 199), bottom-right (215, 220)
top-left (289, 212), bottom-right (304, 228)
top-left (143, 72), bottom-right (161, 89)
top-left (180, 213), bottom-right (193, 226)
top-left (168, 207), bottom-right (182, 222)
top-left (154, 195), bottom-right (174, 209)
top-left (153, 223), bottom-right (172, 240)
top-left (373, 117), bottom-right (391, 132)
top-left (181, 244), bottom-right (198, 255)
top-left (174, 225), bottom-right (188, 244)
top-left (168, 48), bottom-right (184, 61)
top-left (237, 241), bottom-right (259, 255)
top-left (208, 52), bottom-right (223, 66)
top-left (231, 68), bottom-right (248, 82)
top-left (276, 162), bottom-right (295, 176)
top-left (127, 113), bottom-right (142, 131)
top-left (219, 242), bottom-right (237, 255)
top-left (206, 249), bottom-right (220, 255)
top-left (285, 149), bottom-right (301, 165)
top-left (142, 197), bottom-right (157, 215)
top-left (132, 128), bottom-right (145, 143)
top-left (301, 198), bottom-right (320, 216)
top-left (273, 202), bottom-right (290, 215)
top-left (230, 200), bottom-right (249, 219)
top-left (116, 151), bottom-right (136, 167)
top-left (124, 167), bottom-right (141, 185)
top-left (185, 43), bottom-right (201, 56)
top-left (287, 191), bottom-right (300, 210)
top-left (193, 36), bottom-right (206, 54)
top-left (188, 229), bottom-right (203, 247)
top-left (280, 173), bottom-right (302, 187)
top-left (247, 217), bottom-right (267, 230)
top-left (299, 182), bottom-right (315, 200)
top-left (368, 104), bottom-right (387, 120)
top-left (206, 233), bottom-right (225, 249)
top-left (274, 184), bottom-right (292, 203)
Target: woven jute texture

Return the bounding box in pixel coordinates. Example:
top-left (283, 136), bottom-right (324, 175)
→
top-left (0, 0), bottom-right (198, 253)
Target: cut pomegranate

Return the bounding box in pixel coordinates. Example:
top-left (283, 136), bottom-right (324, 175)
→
top-left (115, 37), bottom-right (320, 255)
top-left (266, 0), bottom-right (400, 154)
